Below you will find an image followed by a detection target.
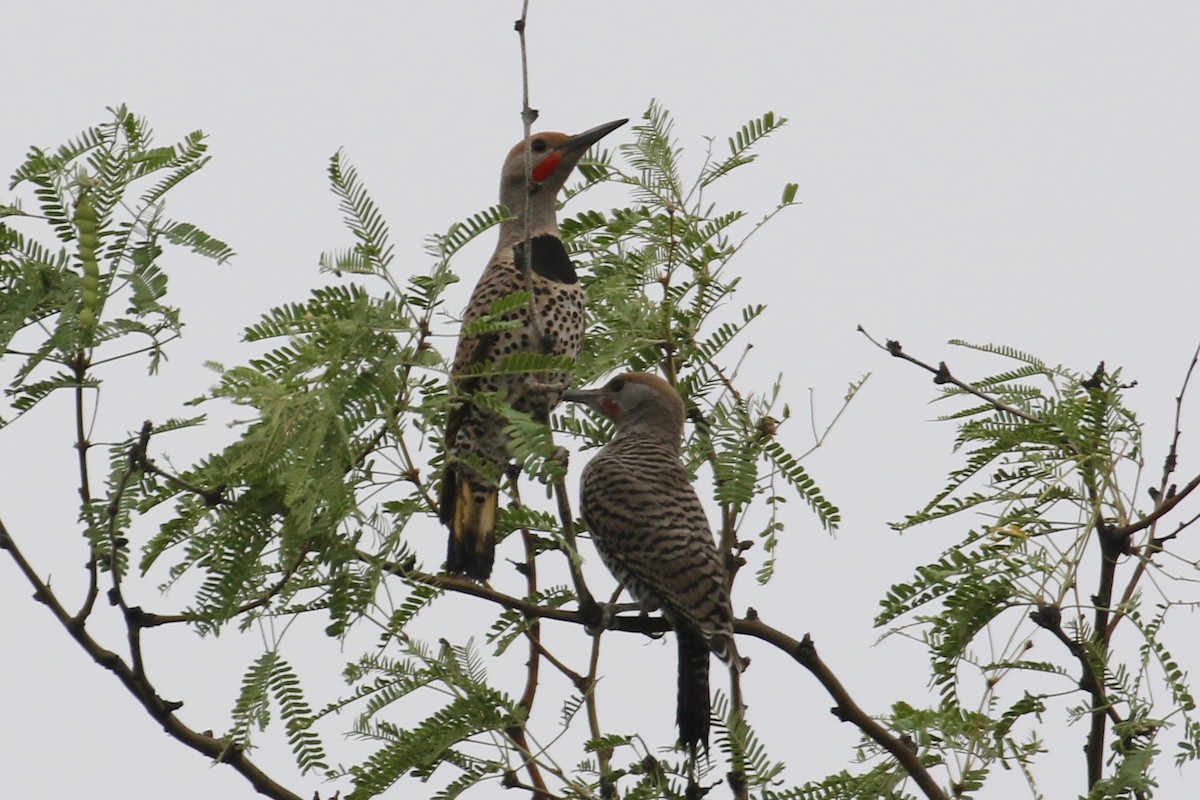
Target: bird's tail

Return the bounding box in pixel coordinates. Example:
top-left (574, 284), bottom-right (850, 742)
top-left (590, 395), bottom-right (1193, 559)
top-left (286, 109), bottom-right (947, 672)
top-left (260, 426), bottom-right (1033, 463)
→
top-left (677, 632), bottom-right (712, 755)
top-left (440, 468), bottom-right (498, 581)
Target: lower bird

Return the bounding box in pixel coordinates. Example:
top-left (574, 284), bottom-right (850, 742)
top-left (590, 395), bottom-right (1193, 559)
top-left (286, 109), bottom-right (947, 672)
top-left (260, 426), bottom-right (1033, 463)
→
top-left (563, 371), bottom-right (745, 754)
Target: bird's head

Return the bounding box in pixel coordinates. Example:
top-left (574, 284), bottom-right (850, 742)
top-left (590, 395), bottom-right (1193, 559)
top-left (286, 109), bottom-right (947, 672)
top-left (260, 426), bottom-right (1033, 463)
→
top-left (498, 118), bottom-right (627, 203)
top-left (562, 371), bottom-right (685, 442)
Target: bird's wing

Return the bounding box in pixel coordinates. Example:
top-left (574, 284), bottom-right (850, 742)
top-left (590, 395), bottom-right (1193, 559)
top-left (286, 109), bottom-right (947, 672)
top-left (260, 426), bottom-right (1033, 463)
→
top-left (451, 260), bottom-right (519, 380)
top-left (581, 448), bottom-right (734, 645)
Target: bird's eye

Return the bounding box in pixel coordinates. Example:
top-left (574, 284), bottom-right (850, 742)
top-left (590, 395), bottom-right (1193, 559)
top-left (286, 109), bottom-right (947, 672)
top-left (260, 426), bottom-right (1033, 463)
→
top-left (608, 378), bottom-right (624, 392)
top-left (531, 138), bottom-right (548, 152)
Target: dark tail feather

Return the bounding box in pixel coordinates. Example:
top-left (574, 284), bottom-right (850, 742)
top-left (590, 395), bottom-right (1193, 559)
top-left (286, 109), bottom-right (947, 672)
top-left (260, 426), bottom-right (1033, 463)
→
top-left (441, 468), bottom-right (497, 581)
top-left (677, 633), bottom-right (711, 755)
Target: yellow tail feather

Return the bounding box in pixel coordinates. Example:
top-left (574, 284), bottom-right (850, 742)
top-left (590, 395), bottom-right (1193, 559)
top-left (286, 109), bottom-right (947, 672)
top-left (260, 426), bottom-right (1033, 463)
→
top-left (444, 474), bottom-right (498, 581)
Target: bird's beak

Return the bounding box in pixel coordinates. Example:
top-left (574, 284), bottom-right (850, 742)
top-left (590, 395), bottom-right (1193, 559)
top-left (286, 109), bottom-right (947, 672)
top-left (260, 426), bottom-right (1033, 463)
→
top-left (559, 118), bottom-right (628, 154)
top-left (562, 386), bottom-right (618, 419)
top-left (561, 387), bottom-right (605, 406)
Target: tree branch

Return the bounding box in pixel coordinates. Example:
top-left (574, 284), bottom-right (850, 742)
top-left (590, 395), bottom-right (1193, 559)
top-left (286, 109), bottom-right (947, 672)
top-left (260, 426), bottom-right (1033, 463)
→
top-left (0, 518), bottom-right (305, 800)
top-left (552, 476), bottom-right (596, 614)
top-left (736, 612), bottom-right (950, 800)
top-left (514, 0), bottom-right (545, 346)
top-left (858, 326), bottom-right (1048, 429)
top-left (72, 353), bottom-right (102, 624)
top-left (509, 478), bottom-right (551, 799)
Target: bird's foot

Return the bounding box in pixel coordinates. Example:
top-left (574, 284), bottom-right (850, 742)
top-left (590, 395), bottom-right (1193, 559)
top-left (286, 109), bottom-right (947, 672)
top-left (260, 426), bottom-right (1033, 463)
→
top-left (579, 596), bottom-right (606, 633)
top-left (549, 445), bottom-right (569, 469)
top-left (523, 376), bottom-right (569, 405)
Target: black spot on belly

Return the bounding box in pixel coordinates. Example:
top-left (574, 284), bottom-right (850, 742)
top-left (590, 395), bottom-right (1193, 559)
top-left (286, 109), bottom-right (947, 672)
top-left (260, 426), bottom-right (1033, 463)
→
top-left (513, 235), bottom-right (577, 284)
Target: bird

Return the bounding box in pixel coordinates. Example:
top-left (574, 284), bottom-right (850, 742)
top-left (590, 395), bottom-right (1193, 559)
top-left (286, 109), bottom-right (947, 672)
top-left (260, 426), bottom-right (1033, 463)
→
top-left (440, 117), bottom-right (628, 582)
top-left (562, 371), bottom-right (745, 754)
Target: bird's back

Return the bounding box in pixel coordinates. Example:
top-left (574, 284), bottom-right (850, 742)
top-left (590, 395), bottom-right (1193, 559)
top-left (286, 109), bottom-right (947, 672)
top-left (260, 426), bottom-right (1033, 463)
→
top-left (579, 433), bottom-right (737, 660)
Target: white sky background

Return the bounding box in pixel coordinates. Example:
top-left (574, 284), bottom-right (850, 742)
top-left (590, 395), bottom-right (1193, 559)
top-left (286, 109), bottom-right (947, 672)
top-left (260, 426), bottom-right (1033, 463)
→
top-left (3, 2), bottom-right (1200, 798)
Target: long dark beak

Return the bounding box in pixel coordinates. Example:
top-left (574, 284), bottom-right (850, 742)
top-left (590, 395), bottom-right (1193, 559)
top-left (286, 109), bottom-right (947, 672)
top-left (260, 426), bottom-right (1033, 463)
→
top-left (561, 387), bottom-right (606, 406)
top-left (559, 118), bottom-right (628, 154)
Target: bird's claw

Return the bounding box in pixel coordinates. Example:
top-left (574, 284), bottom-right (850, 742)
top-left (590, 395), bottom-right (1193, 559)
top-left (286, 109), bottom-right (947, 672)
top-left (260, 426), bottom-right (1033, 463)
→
top-left (550, 445), bottom-right (569, 469)
top-left (524, 377), bottom-right (569, 400)
top-left (580, 596), bottom-right (608, 634)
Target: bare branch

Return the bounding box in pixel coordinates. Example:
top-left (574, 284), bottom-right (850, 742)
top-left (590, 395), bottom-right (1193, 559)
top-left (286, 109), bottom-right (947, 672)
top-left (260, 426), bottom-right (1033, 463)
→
top-left (552, 476), bottom-right (596, 613)
top-left (737, 612), bottom-right (950, 800)
top-left (508, 477), bottom-right (551, 799)
top-left (858, 325), bottom-right (1047, 428)
top-left (1159, 341), bottom-right (1200, 491)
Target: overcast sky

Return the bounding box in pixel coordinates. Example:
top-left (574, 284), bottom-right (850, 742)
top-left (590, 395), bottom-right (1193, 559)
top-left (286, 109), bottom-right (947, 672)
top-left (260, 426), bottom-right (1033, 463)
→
top-left (4, 2), bottom-right (1200, 798)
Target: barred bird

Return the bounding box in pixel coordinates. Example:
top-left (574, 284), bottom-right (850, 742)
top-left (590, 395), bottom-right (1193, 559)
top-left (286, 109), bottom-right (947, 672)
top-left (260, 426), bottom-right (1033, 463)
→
top-left (563, 372), bottom-right (746, 753)
top-left (440, 118), bottom-right (627, 581)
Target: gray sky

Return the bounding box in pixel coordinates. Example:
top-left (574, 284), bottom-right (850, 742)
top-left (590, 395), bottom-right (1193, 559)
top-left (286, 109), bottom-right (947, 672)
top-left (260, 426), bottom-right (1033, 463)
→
top-left (4, 2), bottom-right (1200, 798)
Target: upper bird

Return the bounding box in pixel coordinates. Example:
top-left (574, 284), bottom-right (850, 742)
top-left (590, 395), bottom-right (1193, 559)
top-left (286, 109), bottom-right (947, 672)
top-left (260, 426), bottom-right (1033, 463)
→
top-left (562, 371), bottom-right (745, 754)
top-left (440, 118), bottom-right (627, 581)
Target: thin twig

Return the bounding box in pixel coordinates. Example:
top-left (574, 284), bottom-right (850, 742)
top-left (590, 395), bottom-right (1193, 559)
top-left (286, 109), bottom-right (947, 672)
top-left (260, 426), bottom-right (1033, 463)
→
top-left (794, 376), bottom-right (869, 461)
top-left (509, 478), bottom-right (551, 799)
top-left (858, 325), bottom-right (1048, 429)
top-left (587, 586), bottom-right (622, 800)
top-left (140, 555), bottom-right (308, 627)
top-left (1158, 341), bottom-right (1199, 491)
top-left (527, 633), bottom-right (587, 691)
top-left (72, 353), bottom-right (102, 623)
top-left (88, 333), bottom-right (182, 367)
top-left (135, 445), bottom-right (230, 508)
top-left (660, 204), bottom-right (679, 384)
top-left (1111, 472), bottom-right (1200, 540)
top-left (515, 1), bottom-right (544, 346)
top-left (105, 421), bottom-right (152, 617)
top-left (552, 476), bottom-right (596, 613)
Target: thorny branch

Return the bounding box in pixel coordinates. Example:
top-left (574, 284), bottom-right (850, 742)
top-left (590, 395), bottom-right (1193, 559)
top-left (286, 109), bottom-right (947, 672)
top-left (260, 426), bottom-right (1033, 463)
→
top-left (515, 0), bottom-right (545, 346)
top-left (588, 587), bottom-right (621, 800)
top-left (72, 353), bottom-right (103, 623)
top-left (508, 479), bottom-right (552, 799)
top-left (552, 476), bottom-right (597, 614)
top-left (737, 612), bottom-right (950, 800)
top-left (858, 326), bottom-right (1047, 428)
